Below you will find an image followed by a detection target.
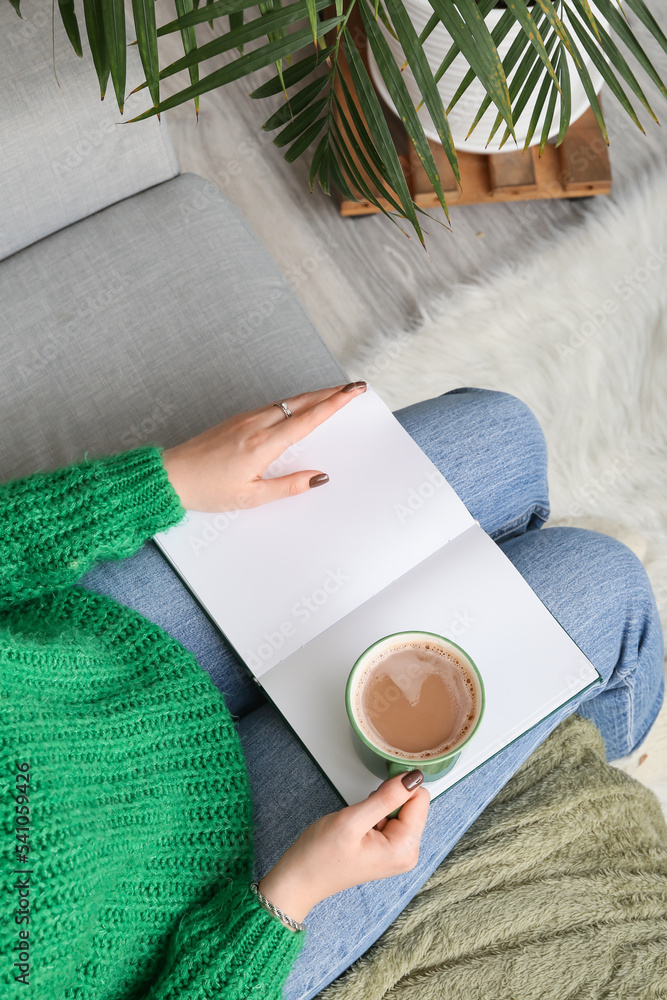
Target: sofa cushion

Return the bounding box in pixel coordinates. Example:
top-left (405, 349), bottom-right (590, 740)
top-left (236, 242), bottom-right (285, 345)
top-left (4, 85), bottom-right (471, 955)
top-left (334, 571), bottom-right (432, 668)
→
top-left (0, 2), bottom-right (178, 261)
top-left (0, 173), bottom-right (346, 481)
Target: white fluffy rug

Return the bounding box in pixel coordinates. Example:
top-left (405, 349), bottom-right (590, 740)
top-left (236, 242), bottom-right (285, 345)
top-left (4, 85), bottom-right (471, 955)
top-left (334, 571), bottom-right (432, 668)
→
top-left (344, 169), bottom-right (667, 813)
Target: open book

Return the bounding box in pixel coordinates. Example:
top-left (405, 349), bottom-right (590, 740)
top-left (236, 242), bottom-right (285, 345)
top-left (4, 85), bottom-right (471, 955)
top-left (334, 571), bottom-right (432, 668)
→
top-left (155, 388), bottom-right (601, 804)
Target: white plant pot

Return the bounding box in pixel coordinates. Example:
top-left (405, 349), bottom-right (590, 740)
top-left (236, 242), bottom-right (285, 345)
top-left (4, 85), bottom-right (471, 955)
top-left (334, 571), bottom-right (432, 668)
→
top-left (367, 0), bottom-right (605, 153)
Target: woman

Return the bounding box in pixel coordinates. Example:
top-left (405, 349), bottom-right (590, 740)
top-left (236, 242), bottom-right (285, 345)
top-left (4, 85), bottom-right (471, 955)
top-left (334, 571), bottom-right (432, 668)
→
top-left (1, 382), bottom-right (663, 1000)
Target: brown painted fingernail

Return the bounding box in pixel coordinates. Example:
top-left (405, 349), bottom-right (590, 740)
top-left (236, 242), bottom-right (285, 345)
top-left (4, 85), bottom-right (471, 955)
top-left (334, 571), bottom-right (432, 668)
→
top-left (401, 770), bottom-right (423, 790)
top-left (355, 381), bottom-right (367, 390)
top-left (309, 474), bottom-right (329, 488)
top-left (341, 382), bottom-right (357, 392)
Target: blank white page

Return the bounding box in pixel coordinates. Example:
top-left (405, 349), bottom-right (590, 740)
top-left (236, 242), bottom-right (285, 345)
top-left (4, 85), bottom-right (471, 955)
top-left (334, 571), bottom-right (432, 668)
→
top-left (155, 388), bottom-right (474, 675)
top-left (262, 523), bottom-right (601, 805)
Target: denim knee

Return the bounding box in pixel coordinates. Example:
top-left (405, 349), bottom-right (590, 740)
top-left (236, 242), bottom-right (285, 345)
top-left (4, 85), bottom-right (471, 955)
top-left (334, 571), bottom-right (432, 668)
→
top-left (443, 388), bottom-right (550, 540)
top-left (572, 531), bottom-right (665, 758)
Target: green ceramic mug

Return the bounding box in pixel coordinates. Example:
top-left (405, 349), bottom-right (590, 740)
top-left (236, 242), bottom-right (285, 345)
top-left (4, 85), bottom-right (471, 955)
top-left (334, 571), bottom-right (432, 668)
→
top-left (345, 630), bottom-right (485, 781)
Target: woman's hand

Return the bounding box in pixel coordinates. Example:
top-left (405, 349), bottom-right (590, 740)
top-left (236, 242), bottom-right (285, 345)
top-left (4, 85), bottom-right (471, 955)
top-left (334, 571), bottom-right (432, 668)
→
top-left (257, 771), bottom-right (430, 923)
top-left (162, 382), bottom-right (367, 512)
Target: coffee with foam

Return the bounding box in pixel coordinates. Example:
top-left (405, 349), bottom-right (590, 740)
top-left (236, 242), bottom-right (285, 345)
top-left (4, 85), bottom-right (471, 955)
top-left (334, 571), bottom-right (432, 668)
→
top-left (354, 639), bottom-right (478, 759)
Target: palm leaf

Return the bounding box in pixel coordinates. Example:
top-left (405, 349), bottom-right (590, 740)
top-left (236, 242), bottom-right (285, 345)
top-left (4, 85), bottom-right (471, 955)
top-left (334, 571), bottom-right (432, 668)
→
top-left (567, 1), bottom-right (644, 132)
top-left (262, 73), bottom-right (329, 129)
top-left (621, 0), bottom-right (667, 56)
top-left (432, 0), bottom-right (501, 84)
top-left (532, 0), bottom-right (578, 58)
top-left (305, 0), bottom-right (318, 44)
top-left (558, 19), bottom-right (607, 141)
top-left (497, 21), bottom-right (558, 148)
top-left (443, 5), bottom-right (515, 116)
top-left (274, 96), bottom-right (328, 145)
top-left (284, 116), bottom-right (327, 161)
top-left (466, 8), bottom-right (549, 142)
top-left (82, 0), bottom-right (109, 99)
top-left (131, 0), bottom-right (160, 108)
top-left (151, 0), bottom-right (334, 85)
top-left (309, 133), bottom-right (329, 191)
top-left (317, 142), bottom-right (332, 196)
top-left (538, 71), bottom-right (559, 153)
top-left (428, 0), bottom-right (514, 133)
top-left (337, 67), bottom-right (393, 177)
top-left (158, 0), bottom-right (264, 35)
top-left (58, 0), bottom-right (82, 56)
top-left (333, 67), bottom-right (427, 220)
top-left (593, 0), bottom-right (667, 101)
top-left (556, 42), bottom-right (571, 144)
top-left (128, 15), bottom-right (344, 120)
top-left (329, 136), bottom-right (366, 201)
top-left (229, 9), bottom-right (245, 53)
top-left (331, 124), bottom-right (418, 235)
top-left (569, 0), bottom-right (658, 120)
top-left (174, 0), bottom-right (201, 115)
top-left (7, 0), bottom-right (21, 14)
top-left (333, 89), bottom-right (406, 211)
top-left (377, 1), bottom-right (400, 42)
top-left (383, 0), bottom-right (459, 184)
top-left (331, 115), bottom-right (388, 207)
top-left (522, 51), bottom-right (557, 149)
top-left (503, 0), bottom-right (559, 88)
top-left (454, 0), bottom-right (514, 132)
top-left (359, 0), bottom-right (449, 218)
top-left (564, 2), bottom-right (641, 132)
top-left (331, 120), bottom-right (400, 217)
top-left (530, 0), bottom-right (608, 141)
top-left (101, 0), bottom-right (126, 113)
top-left (344, 23), bottom-right (423, 241)
top-left (250, 45), bottom-right (334, 98)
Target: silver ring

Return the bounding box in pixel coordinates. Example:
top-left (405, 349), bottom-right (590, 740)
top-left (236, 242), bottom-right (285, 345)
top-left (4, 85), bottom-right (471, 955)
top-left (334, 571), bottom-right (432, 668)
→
top-left (273, 401), bottom-right (293, 419)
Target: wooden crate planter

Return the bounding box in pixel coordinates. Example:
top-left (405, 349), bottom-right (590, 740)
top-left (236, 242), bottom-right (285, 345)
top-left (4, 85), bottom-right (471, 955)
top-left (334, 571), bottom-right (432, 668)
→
top-left (333, 9), bottom-right (612, 216)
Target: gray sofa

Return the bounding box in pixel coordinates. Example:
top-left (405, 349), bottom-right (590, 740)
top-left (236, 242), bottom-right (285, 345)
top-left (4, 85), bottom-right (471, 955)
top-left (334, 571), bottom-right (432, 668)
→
top-left (0, 5), bottom-right (345, 484)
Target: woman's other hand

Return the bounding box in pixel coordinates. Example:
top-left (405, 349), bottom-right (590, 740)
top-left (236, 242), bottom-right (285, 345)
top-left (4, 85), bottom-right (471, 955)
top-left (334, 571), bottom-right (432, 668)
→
top-left (257, 770), bottom-right (430, 923)
top-left (162, 382), bottom-right (366, 511)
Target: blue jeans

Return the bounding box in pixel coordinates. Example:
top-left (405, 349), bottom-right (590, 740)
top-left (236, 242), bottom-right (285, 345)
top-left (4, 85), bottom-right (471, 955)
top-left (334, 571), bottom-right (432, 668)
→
top-left (81, 388), bottom-right (665, 1000)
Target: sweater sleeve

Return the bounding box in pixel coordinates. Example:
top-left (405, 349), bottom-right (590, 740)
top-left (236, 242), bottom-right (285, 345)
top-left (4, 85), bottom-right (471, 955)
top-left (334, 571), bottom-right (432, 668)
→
top-left (146, 878), bottom-right (306, 1000)
top-left (0, 446), bottom-right (185, 610)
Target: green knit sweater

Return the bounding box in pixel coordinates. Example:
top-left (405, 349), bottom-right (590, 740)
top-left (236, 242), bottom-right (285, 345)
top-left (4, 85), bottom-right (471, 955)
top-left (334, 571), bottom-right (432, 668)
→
top-left (0, 447), bottom-right (304, 999)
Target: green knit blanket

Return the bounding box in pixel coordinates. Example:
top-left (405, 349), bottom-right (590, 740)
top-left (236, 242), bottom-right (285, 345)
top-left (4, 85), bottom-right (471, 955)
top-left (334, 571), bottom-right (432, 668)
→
top-left (321, 714), bottom-right (667, 1000)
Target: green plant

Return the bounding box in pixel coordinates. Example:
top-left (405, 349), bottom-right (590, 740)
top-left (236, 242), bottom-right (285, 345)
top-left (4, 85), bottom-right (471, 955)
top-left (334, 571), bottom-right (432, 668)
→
top-left (9, 0), bottom-right (667, 243)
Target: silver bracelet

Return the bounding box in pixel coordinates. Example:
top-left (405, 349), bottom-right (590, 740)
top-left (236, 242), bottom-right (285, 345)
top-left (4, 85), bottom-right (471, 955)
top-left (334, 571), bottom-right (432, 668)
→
top-left (250, 882), bottom-right (306, 933)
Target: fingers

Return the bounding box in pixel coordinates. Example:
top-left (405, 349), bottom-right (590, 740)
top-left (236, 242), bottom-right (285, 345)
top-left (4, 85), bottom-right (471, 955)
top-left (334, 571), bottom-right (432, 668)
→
top-left (262, 385), bottom-right (347, 425)
top-left (251, 469), bottom-right (329, 506)
top-left (351, 770), bottom-right (425, 832)
top-left (383, 787), bottom-right (430, 840)
top-left (276, 382), bottom-right (367, 447)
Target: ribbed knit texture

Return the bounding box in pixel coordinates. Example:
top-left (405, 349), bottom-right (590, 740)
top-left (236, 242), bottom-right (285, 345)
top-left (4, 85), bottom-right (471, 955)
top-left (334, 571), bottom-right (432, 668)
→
top-left (0, 447), bottom-right (304, 999)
